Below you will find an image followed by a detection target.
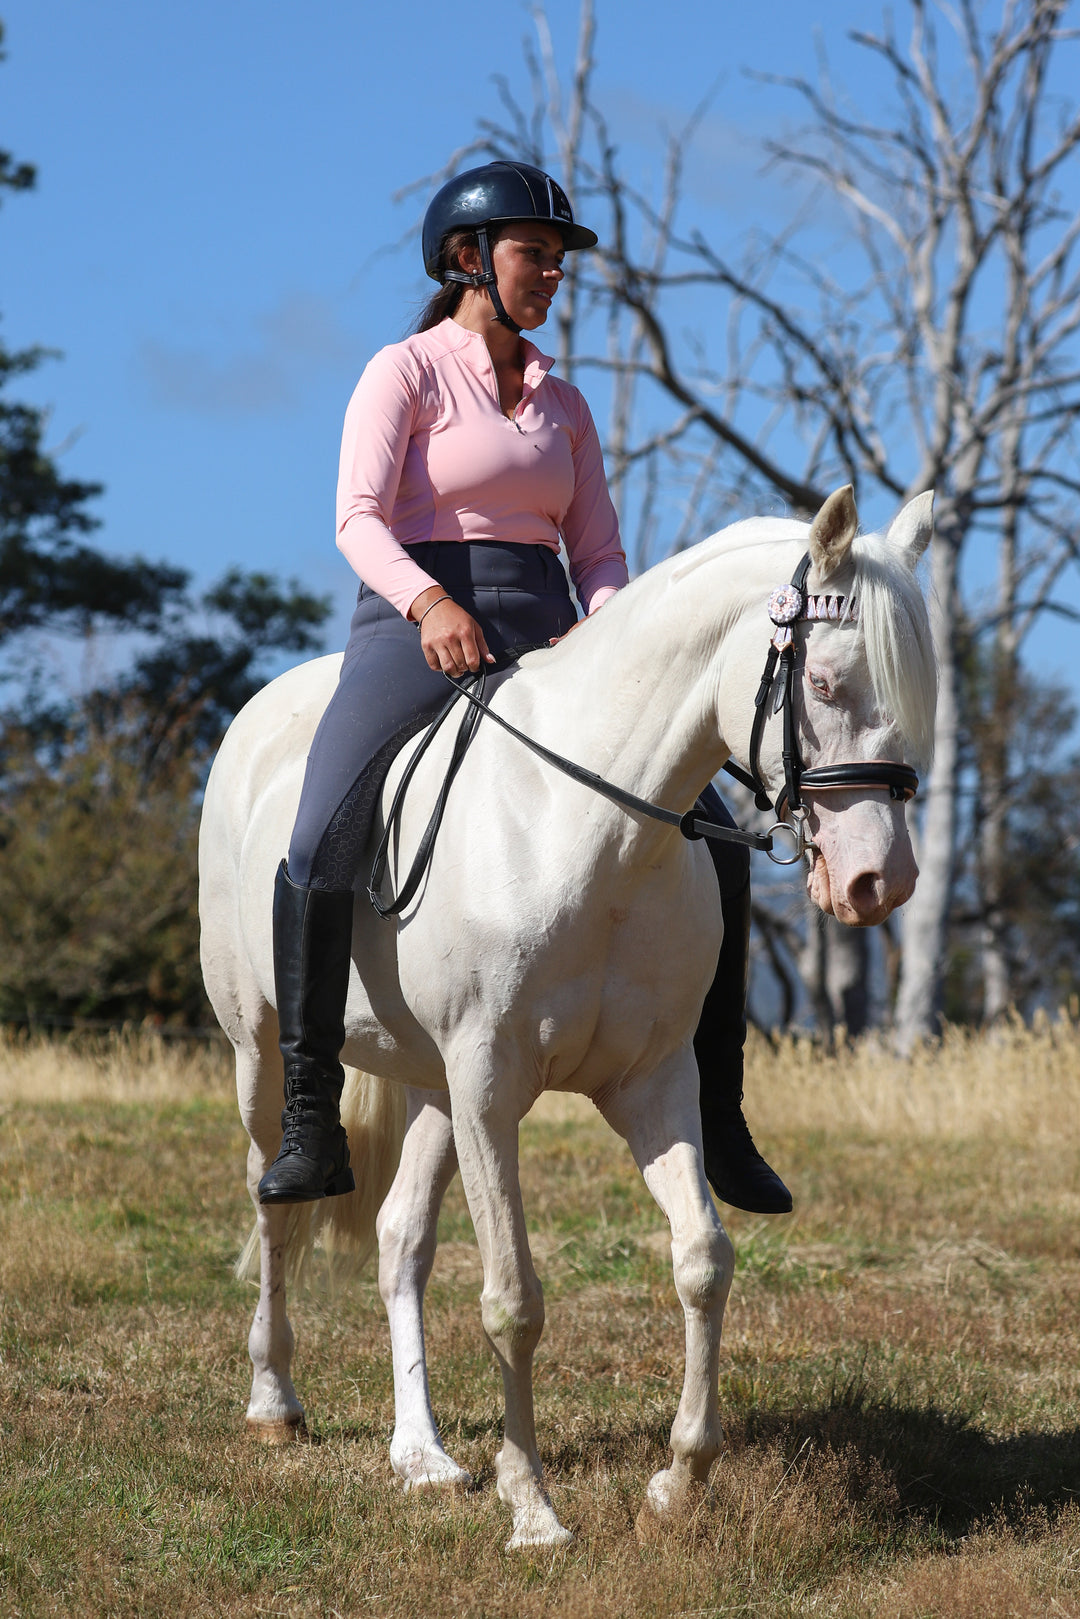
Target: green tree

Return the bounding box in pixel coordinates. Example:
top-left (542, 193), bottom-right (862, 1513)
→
top-left (116, 567), bottom-right (331, 755)
top-left (0, 560), bottom-right (332, 1027)
top-left (0, 338), bottom-right (192, 642)
top-left (0, 702), bottom-right (206, 1026)
top-left (0, 26), bottom-right (332, 1025)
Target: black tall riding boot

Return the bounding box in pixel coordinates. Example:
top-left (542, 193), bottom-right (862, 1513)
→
top-left (257, 860), bottom-right (357, 1205)
top-left (695, 792), bottom-right (792, 1214)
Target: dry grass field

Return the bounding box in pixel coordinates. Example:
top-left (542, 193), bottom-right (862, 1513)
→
top-left (1, 1018), bottom-right (1078, 1617)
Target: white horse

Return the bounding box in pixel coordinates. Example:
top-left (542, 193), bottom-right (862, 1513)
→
top-left (199, 486), bottom-right (935, 1549)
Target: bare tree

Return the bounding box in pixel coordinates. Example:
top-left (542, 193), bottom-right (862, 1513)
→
top-left (801, 915), bottom-right (871, 1040)
top-left (747, 1), bottom-right (1080, 1044)
top-left (470, 0), bottom-right (1080, 1044)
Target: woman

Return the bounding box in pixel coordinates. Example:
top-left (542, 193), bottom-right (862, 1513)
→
top-left (257, 160), bottom-right (791, 1217)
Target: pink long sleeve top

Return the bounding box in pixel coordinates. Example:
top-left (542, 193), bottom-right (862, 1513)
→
top-left (336, 318), bottom-right (628, 619)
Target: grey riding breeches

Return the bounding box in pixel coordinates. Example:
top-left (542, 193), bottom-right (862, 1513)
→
top-left (288, 542), bottom-right (576, 890)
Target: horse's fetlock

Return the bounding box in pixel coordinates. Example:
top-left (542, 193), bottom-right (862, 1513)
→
top-left (670, 1410), bottom-right (723, 1475)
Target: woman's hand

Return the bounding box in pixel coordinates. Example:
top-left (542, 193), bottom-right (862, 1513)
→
top-left (410, 586), bottom-right (495, 675)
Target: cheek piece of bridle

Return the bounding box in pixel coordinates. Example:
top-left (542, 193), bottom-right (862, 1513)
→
top-left (368, 551), bottom-right (919, 917)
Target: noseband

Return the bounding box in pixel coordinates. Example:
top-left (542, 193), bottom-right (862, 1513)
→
top-left (369, 551), bottom-right (920, 914)
top-left (721, 552), bottom-right (919, 860)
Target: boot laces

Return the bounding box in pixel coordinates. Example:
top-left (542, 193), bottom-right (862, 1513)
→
top-left (278, 1101), bottom-right (340, 1157)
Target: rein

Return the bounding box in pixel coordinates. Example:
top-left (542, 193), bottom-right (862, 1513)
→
top-left (368, 659), bottom-right (773, 921)
top-left (368, 552), bottom-right (920, 919)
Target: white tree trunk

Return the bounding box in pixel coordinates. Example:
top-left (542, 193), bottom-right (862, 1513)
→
top-left (894, 534), bottom-right (961, 1052)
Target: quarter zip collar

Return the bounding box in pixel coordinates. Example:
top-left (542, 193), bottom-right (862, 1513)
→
top-left (440, 318), bottom-right (554, 417)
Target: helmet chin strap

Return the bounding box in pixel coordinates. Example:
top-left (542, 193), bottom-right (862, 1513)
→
top-left (441, 225), bottom-right (522, 335)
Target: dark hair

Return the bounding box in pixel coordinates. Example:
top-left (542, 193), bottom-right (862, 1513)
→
top-left (412, 227), bottom-right (483, 334)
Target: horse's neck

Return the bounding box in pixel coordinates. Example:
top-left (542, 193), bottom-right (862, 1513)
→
top-left (507, 543), bottom-right (783, 816)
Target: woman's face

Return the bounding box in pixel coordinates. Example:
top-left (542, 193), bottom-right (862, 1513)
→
top-left (462, 224), bottom-right (566, 330)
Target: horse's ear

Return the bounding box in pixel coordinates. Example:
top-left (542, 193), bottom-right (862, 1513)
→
top-left (808, 485), bottom-right (859, 581)
top-left (886, 490), bottom-right (934, 567)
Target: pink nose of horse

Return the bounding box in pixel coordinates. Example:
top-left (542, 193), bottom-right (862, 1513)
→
top-left (842, 863), bottom-right (918, 926)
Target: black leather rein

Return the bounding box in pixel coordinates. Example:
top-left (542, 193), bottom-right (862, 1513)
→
top-left (368, 552), bottom-right (920, 919)
top-left (368, 657), bottom-right (773, 920)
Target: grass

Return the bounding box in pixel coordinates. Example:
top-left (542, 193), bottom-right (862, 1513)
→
top-left (0, 1020), bottom-right (1078, 1616)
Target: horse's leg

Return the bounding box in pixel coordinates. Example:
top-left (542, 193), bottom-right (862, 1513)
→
top-left (236, 1036), bottom-right (307, 1440)
top-left (596, 1052), bottom-right (734, 1524)
top-left (376, 1086), bottom-right (470, 1490)
top-left (246, 1198), bottom-right (305, 1440)
top-left (451, 1058), bottom-right (571, 1550)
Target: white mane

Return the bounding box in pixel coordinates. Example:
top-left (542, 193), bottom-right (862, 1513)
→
top-left (848, 531), bottom-right (936, 771)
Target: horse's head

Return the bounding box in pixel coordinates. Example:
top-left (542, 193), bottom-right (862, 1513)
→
top-left (721, 486), bottom-right (937, 927)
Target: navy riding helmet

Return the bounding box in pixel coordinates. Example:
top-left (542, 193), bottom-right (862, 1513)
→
top-left (421, 160), bottom-right (598, 334)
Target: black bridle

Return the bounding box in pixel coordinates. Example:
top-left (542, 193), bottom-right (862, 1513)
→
top-left (368, 551), bottom-right (920, 918)
top-left (722, 552), bottom-right (919, 829)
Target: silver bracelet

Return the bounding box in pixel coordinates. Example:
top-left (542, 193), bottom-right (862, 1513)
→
top-left (415, 594), bottom-right (452, 631)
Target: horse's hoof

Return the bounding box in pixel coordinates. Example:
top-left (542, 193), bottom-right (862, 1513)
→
top-left (393, 1447), bottom-right (471, 1493)
top-left (504, 1505), bottom-right (573, 1551)
top-left (246, 1413), bottom-right (309, 1446)
top-left (635, 1468), bottom-right (704, 1541)
top-left (644, 1466), bottom-right (679, 1516)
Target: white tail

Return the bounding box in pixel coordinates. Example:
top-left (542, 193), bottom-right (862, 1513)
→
top-left (235, 1068), bottom-right (407, 1290)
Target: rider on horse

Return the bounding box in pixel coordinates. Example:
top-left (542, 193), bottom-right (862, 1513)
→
top-left (256, 160), bottom-right (792, 1218)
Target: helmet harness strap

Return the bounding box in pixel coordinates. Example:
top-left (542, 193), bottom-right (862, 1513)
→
top-left (440, 225), bottom-right (523, 336)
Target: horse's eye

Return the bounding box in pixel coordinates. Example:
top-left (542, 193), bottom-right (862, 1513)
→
top-left (808, 669), bottom-right (831, 696)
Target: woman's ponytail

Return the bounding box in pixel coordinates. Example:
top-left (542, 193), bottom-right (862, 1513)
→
top-left (411, 229), bottom-right (480, 334)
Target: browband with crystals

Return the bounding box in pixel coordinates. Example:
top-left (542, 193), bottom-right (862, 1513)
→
top-left (765, 583), bottom-right (857, 652)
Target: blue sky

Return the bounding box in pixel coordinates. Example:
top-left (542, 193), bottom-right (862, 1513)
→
top-left (4, 0), bottom-right (1078, 689)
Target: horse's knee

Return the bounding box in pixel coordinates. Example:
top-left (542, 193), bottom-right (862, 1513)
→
top-left (672, 1227), bottom-right (734, 1318)
top-left (242, 1074), bottom-right (286, 1196)
top-left (481, 1277), bottom-right (545, 1363)
top-left (245, 1135), bottom-right (278, 1199)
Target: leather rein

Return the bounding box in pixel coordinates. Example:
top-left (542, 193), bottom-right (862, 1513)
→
top-left (369, 551), bottom-right (919, 919)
